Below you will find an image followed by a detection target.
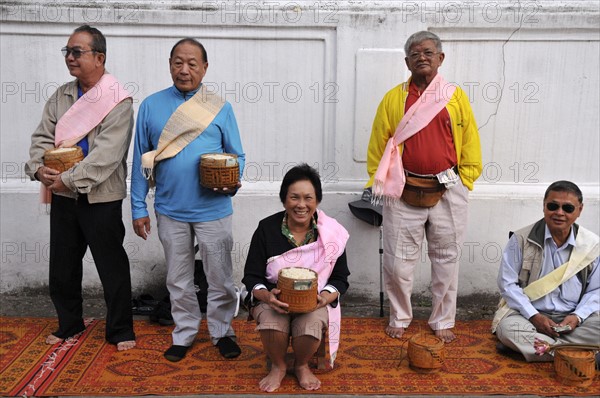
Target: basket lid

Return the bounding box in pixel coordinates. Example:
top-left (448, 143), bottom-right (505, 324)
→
top-left (200, 153), bottom-right (238, 167)
top-left (409, 334), bottom-right (444, 349)
top-left (44, 146), bottom-right (82, 155)
top-left (555, 348), bottom-right (596, 359)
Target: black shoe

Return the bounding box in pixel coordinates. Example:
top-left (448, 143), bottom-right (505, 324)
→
top-left (164, 345), bottom-right (190, 362)
top-left (495, 342), bottom-right (512, 354)
top-left (132, 294), bottom-right (158, 316)
top-left (150, 296), bottom-right (174, 326)
top-left (496, 341), bottom-right (524, 360)
top-left (216, 337), bottom-right (241, 359)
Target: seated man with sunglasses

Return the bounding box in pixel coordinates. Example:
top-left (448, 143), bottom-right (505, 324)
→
top-left (492, 180), bottom-right (599, 363)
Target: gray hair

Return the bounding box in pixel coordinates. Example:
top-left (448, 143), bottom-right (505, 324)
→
top-left (404, 31), bottom-right (443, 55)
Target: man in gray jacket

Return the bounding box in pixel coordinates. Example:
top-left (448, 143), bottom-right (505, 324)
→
top-left (25, 25), bottom-right (136, 351)
top-left (493, 181), bottom-right (599, 363)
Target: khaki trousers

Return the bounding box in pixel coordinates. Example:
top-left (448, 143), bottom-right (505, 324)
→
top-left (252, 303), bottom-right (328, 340)
top-left (496, 311), bottom-right (600, 362)
top-left (383, 181), bottom-right (469, 330)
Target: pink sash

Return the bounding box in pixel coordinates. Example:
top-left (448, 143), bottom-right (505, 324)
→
top-left (40, 74), bottom-right (131, 203)
top-left (55, 74), bottom-right (131, 147)
top-left (372, 74), bottom-right (455, 205)
top-left (265, 209), bottom-right (349, 368)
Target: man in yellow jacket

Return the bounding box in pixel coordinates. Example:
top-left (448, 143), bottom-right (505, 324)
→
top-left (367, 31), bottom-right (482, 342)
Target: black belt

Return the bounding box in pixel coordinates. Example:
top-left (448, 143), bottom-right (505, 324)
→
top-left (405, 165), bottom-right (458, 180)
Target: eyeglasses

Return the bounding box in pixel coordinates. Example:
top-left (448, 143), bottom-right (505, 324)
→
top-left (407, 51), bottom-right (439, 61)
top-left (61, 47), bottom-right (96, 58)
top-left (546, 202), bottom-right (577, 214)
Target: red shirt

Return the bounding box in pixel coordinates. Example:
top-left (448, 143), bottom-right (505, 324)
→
top-left (401, 81), bottom-right (457, 175)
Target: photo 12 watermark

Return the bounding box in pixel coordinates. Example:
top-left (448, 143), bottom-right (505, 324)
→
top-left (201, 81), bottom-right (339, 104)
top-left (1, 1), bottom-right (141, 23)
top-left (194, 1), bottom-right (339, 24)
top-left (398, 1), bottom-right (540, 25)
top-left (241, 161), bottom-right (340, 183)
top-left (1, 240), bottom-right (142, 265)
top-left (1, 81), bottom-right (142, 104)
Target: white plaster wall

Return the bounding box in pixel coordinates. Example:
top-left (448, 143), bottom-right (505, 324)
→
top-left (1, 1), bottom-right (599, 301)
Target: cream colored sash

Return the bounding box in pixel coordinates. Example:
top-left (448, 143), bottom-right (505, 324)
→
top-left (492, 227), bottom-right (599, 332)
top-left (141, 85), bottom-right (225, 182)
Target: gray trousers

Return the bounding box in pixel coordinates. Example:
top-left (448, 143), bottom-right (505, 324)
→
top-left (496, 311), bottom-right (600, 362)
top-left (157, 213), bottom-right (237, 346)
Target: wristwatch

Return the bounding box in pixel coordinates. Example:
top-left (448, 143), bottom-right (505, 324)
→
top-left (571, 313), bottom-right (583, 325)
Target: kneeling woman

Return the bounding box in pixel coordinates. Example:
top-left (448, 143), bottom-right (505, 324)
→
top-left (242, 164), bottom-right (350, 392)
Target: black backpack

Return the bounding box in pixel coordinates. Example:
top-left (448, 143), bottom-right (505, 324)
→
top-left (149, 257), bottom-right (208, 325)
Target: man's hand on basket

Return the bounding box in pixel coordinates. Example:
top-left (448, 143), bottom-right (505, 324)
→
top-left (212, 182), bottom-right (242, 196)
top-left (35, 166), bottom-right (60, 187)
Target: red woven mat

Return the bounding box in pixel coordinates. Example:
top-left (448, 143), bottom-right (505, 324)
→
top-left (1, 317), bottom-right (598, 396)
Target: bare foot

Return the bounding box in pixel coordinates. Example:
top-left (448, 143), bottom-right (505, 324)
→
top-left (259, 365), bottom-right (286, 392)
top-left (385, 326), bottom-right (405, 339)
top-left (46, 334), bottom-right (63, 345)
top-left (294, 364), bottom-right (321, 391)
top-left (117, 340), bottom-right (136, 351)
top-left (435, 328), bottom-right (456, 343)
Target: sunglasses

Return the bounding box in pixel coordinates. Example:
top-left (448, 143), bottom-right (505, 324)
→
top-left (61, 47), bottom-right (96, 59)
top-left (546, 202), bottom-right (577, 214)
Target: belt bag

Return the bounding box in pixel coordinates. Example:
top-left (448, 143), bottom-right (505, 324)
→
top-left (401, 175), bottom-right (446, 208)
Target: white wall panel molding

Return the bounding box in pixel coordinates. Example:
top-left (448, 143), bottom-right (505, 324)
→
top-left (2, 179), bottom-right (598, 203)
top-left (433, 27), bottom-right (600, 42)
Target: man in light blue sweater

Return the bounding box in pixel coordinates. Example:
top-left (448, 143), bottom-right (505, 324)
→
top-left (131, 38), bottom-right (245, 361)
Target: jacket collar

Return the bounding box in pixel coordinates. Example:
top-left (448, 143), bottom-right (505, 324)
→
top-left (64, 72), bottom-right (111, 99)
top-left (170, 84), bottom-right (201, 100)
top-left (526, 218), bottom-right (579, 248)
top-left (63, 80), bottom-right (79, 99)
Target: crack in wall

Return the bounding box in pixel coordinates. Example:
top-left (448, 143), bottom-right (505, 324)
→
top-left (478, 0), bottom-right (525, 132)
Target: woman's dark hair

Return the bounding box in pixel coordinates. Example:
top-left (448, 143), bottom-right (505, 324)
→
top-left (279, 163), bottom-right (322, 203)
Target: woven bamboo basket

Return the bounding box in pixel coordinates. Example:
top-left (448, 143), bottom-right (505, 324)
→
top-left (407, 334), bottom-right (445, 372)
top-left (43, 146), bottom-right (84, 172)
top-left (199, 153), bottom-right (239, 190)
top-left (277, 267), bottom-right (318, 313)
top-left (554, 348), bottom-right (595, 387)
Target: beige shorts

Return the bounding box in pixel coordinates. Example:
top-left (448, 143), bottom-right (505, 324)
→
top-left (252, 303), bottom-right (328, 340)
